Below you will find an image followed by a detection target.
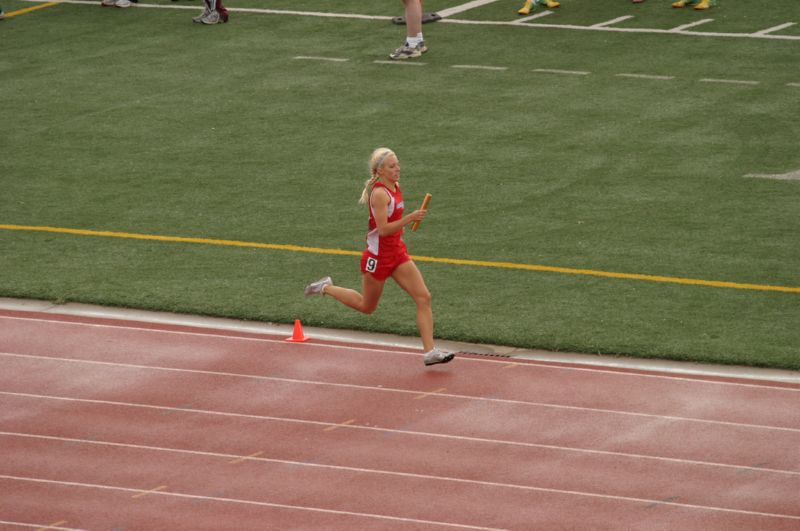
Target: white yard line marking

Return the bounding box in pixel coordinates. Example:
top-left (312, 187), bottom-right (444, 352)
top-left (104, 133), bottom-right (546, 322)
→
top-left (2, 354), bottom-right (799, 431)
top-left (451, 64), bottom-right (508, 71)
top-left (2, 469), bottom-right (799, 521)
top-left (788, 82), bottom-right (800, 88)
top-left (700, 78), bottom-right (760, 86)
top-left (293, 56), bottom-right (349, 62)
top-left (3, 315), bottom-right (799, 389)
top-left (533, 68), bottom-right (591, 76)
top-left (227, 6), bottom-right (388, 20)
top-left (0, 474), bottom-right (499, 530)
top-left (592, 15), bottom-right (634, 28)
top-left (511, 10), bottom-right (553, 24)
top-left (17, 0), bottom-right (800, 41)
top-left (436, 0), bottom-right (501, 18)
top-left (669, 18), bottom-right (714, 32)
top-left (616, 73), bottom-right (675, 81)
top-left (444, 18), bottom-right (800, 41)
top-left (373, 60), bottom-right (427, 66)
top-left (744, 170), bottom-right (800, 181)
top-left (3, 400), bottom-right (799, 477)
top-left (753, 22), bottom-right (796, 36)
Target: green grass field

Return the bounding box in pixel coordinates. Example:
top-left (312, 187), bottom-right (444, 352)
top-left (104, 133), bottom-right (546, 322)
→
top-left (2, 0), bottom-right (799, 369)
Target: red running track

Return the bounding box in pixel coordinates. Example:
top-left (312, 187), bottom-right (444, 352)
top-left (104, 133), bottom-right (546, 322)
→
top-left (0, 309), bottom-right (799, 530)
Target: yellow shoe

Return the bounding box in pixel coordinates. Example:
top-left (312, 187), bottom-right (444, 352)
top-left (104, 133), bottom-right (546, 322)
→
top-left (672, 0), bottom-right (688, 7)
top-left (518, 0), bottom-right (533, 15)
top-left (694, 0), bottom-right (714, 9)
top-left (538, 0), bottom-right (560, 7)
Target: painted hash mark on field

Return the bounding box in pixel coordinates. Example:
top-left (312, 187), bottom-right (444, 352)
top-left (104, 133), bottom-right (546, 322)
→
top-left (16, 0), bottom-right (800, 41)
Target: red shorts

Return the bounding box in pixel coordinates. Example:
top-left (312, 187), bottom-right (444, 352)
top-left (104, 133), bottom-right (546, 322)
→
top-left (360, 243), bottom-right (411, 281)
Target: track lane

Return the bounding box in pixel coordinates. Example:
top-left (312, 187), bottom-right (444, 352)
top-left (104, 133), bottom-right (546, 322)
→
top-left (2, 437), bottom-right (799, 530)
top-left (2, 310), bottom-right (799, 529)
top-left (1, 394), bottom-right (799, 518)
top-left (2, 313), bottom-right (799, 430)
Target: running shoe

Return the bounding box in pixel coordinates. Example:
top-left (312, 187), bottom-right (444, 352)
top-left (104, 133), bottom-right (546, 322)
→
top-left (423, 348), bottom-right (455, 366)
top-left (389, 42), bottom-right (426, 60)
top-left (200, 9), bottom-right (227, 24)
top-left (672, 0), bottom-right (699, 7)
top-left (304, 276), bottom-right (332, 296)
top-left (192, 7), bottom-right (211, 22)
top-left (536, 0), bottom-right (560, 8)
top-left (693, 0), bottom-right (715, 9)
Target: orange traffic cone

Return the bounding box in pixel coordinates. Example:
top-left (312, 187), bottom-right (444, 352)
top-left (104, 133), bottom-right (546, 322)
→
top-left (285, 319), bottom-right (309, 342)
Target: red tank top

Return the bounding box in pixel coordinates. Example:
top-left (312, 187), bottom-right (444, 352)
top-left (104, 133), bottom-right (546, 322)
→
top-left (366, 182), bottom-right (404, 256)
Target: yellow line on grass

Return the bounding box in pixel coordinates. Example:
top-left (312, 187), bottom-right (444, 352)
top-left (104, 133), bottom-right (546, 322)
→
top-left (3, 1), bottom-right (60, 17)
top-left (0, 223), bottom-right (361, 258)
top-left (2, 223), bottom-right (799, 294)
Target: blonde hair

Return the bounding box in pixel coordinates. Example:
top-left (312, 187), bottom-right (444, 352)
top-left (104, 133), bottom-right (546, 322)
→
top-left (359, 147), bottom-right (395, 204)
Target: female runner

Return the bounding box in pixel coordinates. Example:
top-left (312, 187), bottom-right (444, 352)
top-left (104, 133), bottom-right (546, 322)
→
top-left (304, 148), bottom-right (453, 367)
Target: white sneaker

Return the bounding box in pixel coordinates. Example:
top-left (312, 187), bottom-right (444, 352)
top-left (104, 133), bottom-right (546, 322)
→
top-left (423, 348), bottom-right (455, 366)
top-left (199, 9), bottom-right (221, 24)
top-left (115, 0), bottom-right (131, 7)
top-left (389, 42), bottom-right (426, 60)
top-left (304, 276), bottom-right (332, 297)
top-left (192, 8), bottom-right (211, 22)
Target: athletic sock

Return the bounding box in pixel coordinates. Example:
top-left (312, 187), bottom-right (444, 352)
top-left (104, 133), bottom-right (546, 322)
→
top-left (407, 35), bottom-right (423, 48)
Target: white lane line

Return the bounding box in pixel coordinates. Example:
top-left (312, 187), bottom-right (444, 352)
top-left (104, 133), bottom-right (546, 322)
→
top-left (293, 56), bottom-right (349, 62)
top-left (131, 484), bottom-right (168, 499)
top-left (0, 315), bottom-right (422, 356)
top-left (3, 315), bottom-right (799, 390)
top-left (0, 521), bottom-right (84, 531)
top-left (228, 450), bottom-right (264, 464)
top-left (744, 170), bottom-right (800, 181)
top-left (533, 68), bottom-right (591, 76)
top-left (753, 22), bottom-right (796, 36)
top-left (511, 10), bottom-right (553, 24)
top-left (788, 82), bottom-right (800, 88)
top-left (322, 419), bottom-right (357, 432)
top-left (700, 78), bottom-right (760, 86)
top-left (616, 73), bottom-right (675, 81)
top-left (436, 0), bottom-right (501, 18)
top-left (2, 354), bottom-right (799, 432)
top-left (451, 64), bottom-right (508, 71)
top-left (592, 15), bottom-right (634, 28)
top-left (0, 474), bottom-right (499, 530)
top-left (3, 395), bottom-right (799, 477)
top-left (6, 302), bottom-right (799, 386)
top-left (373, 60), bottom-right (427, 66)
top-left (2, 470), bottom-right (799, 522)
top-left (669, 19), bottom-right (714, 32)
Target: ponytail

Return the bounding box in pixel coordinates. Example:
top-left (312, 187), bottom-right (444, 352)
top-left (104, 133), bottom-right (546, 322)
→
top-left (360, 147), bottom-right (395, 204)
